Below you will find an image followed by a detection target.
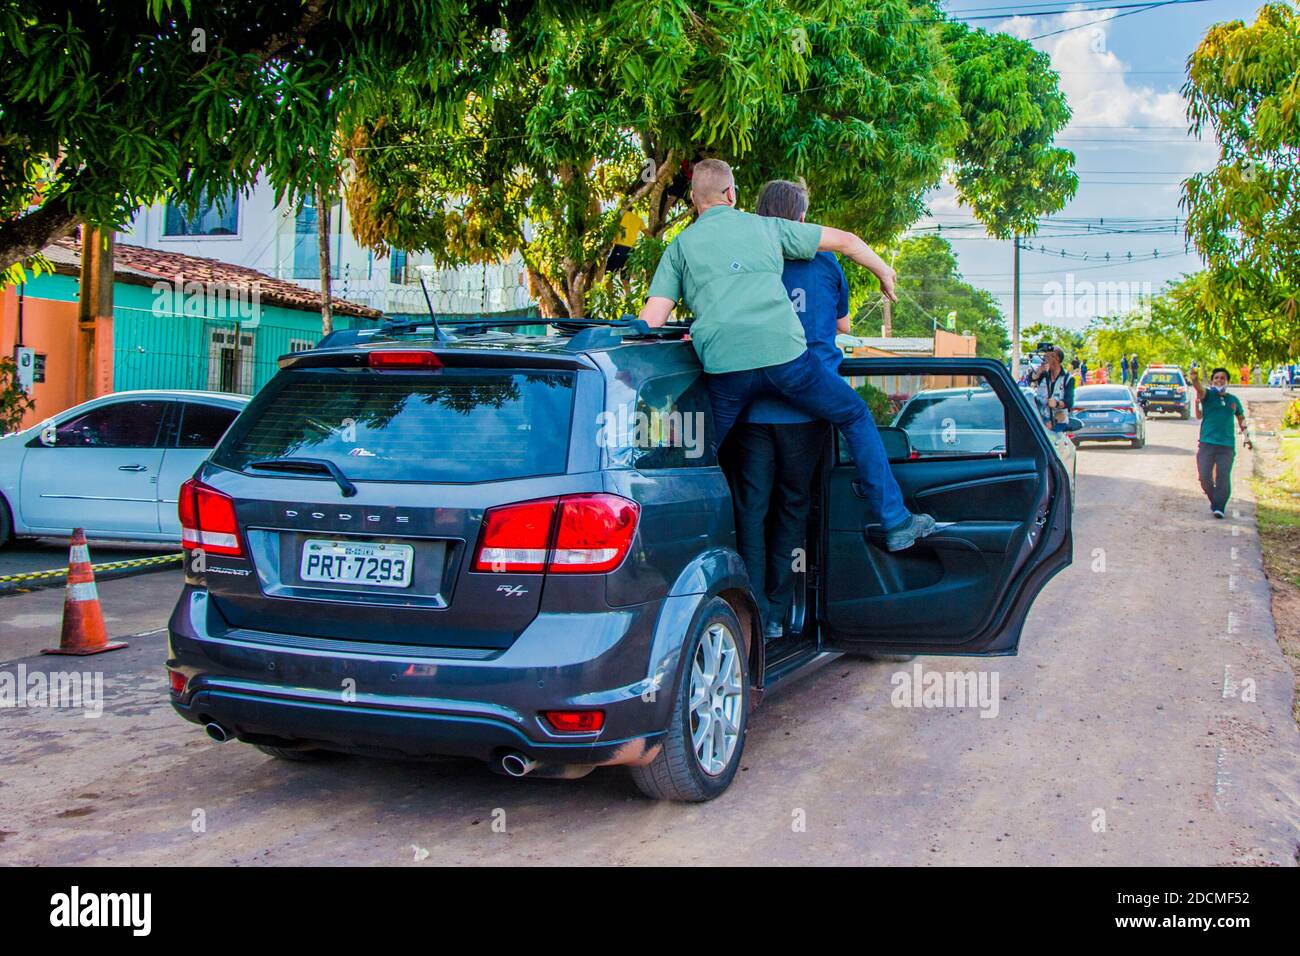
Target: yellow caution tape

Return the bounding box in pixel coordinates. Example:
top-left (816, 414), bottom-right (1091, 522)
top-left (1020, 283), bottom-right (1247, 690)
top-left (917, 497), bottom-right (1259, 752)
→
top-left (0, 552), bottom-right (183, 585)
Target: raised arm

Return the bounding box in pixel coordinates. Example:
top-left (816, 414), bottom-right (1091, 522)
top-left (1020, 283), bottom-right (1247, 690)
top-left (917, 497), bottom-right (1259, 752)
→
top-left (1188, 367), bottom-right (1206, 401)
top-left (818, 226), bottom-right (897, 302)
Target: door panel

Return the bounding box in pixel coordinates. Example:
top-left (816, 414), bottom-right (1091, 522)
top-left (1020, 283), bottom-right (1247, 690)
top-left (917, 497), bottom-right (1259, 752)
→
top-left (822, 359), bottom-right (1071, 656)
top-left (19, 399), bottom-right (169, 536)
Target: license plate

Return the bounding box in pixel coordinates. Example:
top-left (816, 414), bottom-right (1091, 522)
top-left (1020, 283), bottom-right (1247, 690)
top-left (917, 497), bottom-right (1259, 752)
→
top-left (300, 540), bottom-right (414, 588)
top-left (1085, 411), bottom-right (1110, 419)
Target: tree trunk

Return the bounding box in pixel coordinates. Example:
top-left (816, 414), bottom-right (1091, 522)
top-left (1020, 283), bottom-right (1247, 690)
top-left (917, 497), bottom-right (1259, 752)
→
top-left (316, 184), bottom-right (334, 336)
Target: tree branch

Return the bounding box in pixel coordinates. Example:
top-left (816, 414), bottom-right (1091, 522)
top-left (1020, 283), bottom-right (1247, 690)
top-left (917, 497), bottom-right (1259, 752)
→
top-left (0, 187), bottom-right (82, 273)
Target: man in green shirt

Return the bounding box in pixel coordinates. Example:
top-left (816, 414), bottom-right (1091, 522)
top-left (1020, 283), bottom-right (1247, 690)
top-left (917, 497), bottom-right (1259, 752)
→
top-left (638, 159), bottom-right (935, 551)
top-left (1189, 366), bottom-right (1252, 518)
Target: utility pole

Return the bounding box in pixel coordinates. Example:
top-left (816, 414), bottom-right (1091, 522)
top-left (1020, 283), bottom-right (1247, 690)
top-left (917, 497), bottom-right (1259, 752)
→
top-left (1011, 234), bottom-right (1021, 380)
top-left (75, 226), bottom-right (114, 403)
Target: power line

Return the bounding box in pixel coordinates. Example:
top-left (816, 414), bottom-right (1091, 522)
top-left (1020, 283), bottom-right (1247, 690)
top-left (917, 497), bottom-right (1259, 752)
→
top-left (1026, 0), bottom-right (1204, 40)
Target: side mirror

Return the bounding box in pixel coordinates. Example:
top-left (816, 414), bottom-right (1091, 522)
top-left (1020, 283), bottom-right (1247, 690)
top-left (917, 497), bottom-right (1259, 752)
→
top-left (877, 426), bottom-right (913, 461)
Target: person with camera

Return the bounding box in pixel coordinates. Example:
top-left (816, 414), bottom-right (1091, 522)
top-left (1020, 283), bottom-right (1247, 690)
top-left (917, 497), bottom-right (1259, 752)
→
top-left (1028, 344), bottom-right (1075, 432)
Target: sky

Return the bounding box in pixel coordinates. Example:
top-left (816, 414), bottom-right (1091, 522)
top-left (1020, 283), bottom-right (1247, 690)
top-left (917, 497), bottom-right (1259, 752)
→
top-left (911, 0), bottom-right (1259, 337)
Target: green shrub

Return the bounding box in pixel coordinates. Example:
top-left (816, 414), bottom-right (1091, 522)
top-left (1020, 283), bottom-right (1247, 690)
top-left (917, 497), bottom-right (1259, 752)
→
top-left (0, 358), bottom-right (33, 434)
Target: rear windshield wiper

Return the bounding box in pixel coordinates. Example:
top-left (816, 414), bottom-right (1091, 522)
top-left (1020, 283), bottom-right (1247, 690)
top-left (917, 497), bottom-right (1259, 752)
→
top-left (245, 457), bottom-right (358, 498)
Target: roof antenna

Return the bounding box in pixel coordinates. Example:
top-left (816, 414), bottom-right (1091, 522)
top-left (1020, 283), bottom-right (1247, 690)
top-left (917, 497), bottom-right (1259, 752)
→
top-left (415, 265), bottom-right (447, 341)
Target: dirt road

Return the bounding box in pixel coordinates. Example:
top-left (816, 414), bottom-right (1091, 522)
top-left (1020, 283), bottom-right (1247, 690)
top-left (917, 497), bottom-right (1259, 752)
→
top-left (2, 409), bottom-right (1298, 865)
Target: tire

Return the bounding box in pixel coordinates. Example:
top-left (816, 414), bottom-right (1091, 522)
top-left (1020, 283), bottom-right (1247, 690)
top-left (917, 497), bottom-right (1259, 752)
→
top-left (1131, 436), bottom-right (1145, 449)
top-left (0, 495), bottom-right (12, 549)
top-left (254, 744), bottom-right (335, 762)
top-left (629, 597), bottom-right (750, 802)
top-left (1180, 406), bottom-right (1190, 420)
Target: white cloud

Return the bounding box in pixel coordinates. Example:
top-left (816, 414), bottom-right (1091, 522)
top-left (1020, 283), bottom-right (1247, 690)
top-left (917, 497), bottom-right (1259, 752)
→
top-left (999, 7), bottom-right (1214, 156)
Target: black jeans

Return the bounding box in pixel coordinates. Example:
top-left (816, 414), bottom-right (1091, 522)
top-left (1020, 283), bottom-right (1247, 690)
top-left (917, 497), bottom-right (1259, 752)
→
top-left (730, 421), bottom-right (831, 629)
top-left (1196, 442), bottom-right (1235, 512)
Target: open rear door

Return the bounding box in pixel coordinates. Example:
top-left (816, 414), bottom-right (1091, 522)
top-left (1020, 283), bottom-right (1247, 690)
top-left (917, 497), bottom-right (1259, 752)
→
top-left (820, 358), bottom-right (1071, 657)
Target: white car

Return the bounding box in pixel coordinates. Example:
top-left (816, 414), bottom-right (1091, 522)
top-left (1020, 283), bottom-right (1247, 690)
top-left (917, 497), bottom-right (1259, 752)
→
top-left (0, 390), bottom-right (248, 546)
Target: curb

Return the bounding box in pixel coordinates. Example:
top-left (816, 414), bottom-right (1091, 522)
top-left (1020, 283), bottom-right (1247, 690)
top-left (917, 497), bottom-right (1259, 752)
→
top-left (0, 553), bottom-right (183, 596)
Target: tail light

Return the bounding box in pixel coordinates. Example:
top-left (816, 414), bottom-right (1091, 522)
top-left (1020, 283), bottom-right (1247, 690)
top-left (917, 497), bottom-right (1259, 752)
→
top-left (473, 494), bottom-right (640, 575)
top-left (549, 494), bottom-right (640, 573)
top-left (178, 478), bottom-right (244, 557)
top-left (472, 498), bottom-right (557, 572)
top-left (168, 670), bottom-right (187, 695)
top-left (368, 350), bottom-right (442, 369)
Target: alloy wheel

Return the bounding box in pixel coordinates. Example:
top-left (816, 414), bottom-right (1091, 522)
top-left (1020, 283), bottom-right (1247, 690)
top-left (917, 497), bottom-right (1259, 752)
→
top-left (688, 622), bottom-right (744, 776)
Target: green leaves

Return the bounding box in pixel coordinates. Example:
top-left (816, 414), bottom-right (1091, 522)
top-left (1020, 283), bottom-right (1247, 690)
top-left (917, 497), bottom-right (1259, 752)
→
top-left (1182, 2), bottom-right (1300, 363)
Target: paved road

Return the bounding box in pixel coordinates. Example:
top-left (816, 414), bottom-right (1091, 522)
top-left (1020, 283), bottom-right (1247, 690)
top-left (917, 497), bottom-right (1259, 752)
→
top-left (2, 408), bottom-right (1297, 865)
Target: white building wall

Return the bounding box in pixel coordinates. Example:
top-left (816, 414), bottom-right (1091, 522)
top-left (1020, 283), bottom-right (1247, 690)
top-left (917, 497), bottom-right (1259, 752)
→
top-left (118, 173), bottom-right (535, 317)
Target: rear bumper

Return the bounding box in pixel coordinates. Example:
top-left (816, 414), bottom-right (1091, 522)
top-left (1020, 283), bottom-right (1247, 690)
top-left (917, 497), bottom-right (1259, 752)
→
top-left (170, 691), bottom-right (659, 766)
top-left (166, 588), bottom-right (693, 766)
top-left (1073, 426), bottom-right (1138, 441)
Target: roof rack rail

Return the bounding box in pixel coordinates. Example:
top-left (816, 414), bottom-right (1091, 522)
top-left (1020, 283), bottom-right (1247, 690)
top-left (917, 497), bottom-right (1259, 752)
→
top-left (347, 314), bottom-right (691, 349)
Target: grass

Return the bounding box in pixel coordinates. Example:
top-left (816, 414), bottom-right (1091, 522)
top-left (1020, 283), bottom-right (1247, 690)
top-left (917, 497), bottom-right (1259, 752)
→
top-left (1249, 398), bottom-right (1300, 728)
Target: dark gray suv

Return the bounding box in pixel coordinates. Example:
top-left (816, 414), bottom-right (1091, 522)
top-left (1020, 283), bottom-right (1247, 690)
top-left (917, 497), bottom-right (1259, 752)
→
top-left (167, 319), bottom-right (1072, 801)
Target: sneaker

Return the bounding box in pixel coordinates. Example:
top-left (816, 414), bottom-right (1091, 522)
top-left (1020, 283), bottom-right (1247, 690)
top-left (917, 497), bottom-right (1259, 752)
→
top-left (883, 513), bottom-right (937, 551)
top-left (1212, 509), bottom-right (1225, 519)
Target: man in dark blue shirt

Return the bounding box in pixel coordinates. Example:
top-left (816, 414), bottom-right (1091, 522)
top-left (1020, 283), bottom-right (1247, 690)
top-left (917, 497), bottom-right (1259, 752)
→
top-left (730, 180), bottom-right (850, 639)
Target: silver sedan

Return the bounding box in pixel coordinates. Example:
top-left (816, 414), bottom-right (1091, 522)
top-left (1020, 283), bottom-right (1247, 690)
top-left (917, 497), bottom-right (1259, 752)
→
top-left (0, 390), bottom-right (248, 546)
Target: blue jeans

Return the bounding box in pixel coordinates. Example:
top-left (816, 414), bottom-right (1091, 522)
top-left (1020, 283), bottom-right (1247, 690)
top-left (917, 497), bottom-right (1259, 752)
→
top-left (707, 351), bottom-right (911, 530)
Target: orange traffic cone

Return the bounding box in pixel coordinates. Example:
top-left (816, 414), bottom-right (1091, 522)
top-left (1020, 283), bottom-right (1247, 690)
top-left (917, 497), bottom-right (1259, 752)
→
top-left (42, 529), bottom-right (127, 656)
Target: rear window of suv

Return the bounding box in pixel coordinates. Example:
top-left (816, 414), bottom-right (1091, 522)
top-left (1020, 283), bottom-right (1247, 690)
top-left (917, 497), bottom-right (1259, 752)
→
top-left (212, 367), bottom-right (575, 483)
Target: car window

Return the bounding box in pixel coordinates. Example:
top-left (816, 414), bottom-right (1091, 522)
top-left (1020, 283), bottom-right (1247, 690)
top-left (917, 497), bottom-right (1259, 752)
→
top-left (839, 373), bottom-right (1007, 461)
top-left (1140, 372), bottom-right (1184, 386)
top-left (40, 400), bottom-right (168, 448)
top-left (606, 371), bottom-right (717, 470)
top-left (1075, 387), bottom-right (1131, 402)
top-left (176, 402), bottom-right (240, 449)
top-left (212, 368), bottom-right (574, 483)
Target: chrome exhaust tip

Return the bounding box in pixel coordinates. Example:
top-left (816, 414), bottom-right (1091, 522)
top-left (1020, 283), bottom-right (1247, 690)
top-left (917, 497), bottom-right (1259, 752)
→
top-left (204, 722), bottom-right (232, 743)
top-left (500, 752), bottom-right (539, 777)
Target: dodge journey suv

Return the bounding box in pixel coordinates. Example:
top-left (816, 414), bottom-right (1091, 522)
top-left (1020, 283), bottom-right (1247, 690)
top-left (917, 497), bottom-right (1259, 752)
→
top-left (167, 318), bottom-right (1073, 801)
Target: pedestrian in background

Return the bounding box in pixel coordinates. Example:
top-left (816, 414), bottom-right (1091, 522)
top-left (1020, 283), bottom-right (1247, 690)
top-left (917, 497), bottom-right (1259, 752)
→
top-left (1121, 354), bottom-right (1130, 384)
top-left (1189, 366), bottom-right (1251, 519)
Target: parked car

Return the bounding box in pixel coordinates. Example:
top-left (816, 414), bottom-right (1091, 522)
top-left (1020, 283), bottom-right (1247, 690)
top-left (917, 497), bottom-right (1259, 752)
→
top-left (0, 390), bottom-right (248, 546)
top-left (1070, 385), bottom-right (1147, 448)
top-left (167, 320), bottom-right (1073, 802)
top-left (1135, 366), bottom-right (1194, 419)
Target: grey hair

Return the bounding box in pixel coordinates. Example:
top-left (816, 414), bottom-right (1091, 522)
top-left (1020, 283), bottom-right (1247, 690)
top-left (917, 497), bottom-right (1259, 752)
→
top-left (755, 179), bottom-right (810, 221)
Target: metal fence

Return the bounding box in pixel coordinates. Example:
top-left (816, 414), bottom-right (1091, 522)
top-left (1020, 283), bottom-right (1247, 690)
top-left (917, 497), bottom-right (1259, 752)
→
top-left (111, 306), bottom-right (371, 396)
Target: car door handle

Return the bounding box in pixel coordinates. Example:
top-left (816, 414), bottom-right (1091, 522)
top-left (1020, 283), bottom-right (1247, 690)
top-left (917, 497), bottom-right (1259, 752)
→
top-left (118, 464), bottom-right (149, 472)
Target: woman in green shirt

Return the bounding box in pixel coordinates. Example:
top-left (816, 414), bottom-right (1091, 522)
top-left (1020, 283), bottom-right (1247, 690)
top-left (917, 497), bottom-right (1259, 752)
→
top-left (1190, 366), bottom-right (1252, 518)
